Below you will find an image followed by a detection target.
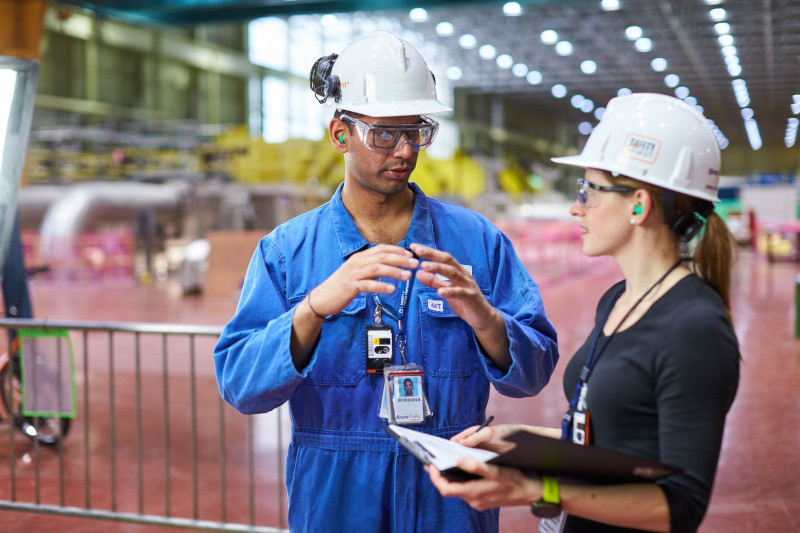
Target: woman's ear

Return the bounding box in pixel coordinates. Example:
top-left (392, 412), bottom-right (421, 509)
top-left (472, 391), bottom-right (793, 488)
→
top-left (632, 189), bottom-right (654, 220)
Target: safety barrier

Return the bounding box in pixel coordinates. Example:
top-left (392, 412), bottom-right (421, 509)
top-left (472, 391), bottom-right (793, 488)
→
top-left (0, 318), bottom-right (289, 532)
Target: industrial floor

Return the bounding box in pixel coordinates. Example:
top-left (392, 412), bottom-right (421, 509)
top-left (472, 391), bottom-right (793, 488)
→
top-left (0, 247), bottom-right (797, 532)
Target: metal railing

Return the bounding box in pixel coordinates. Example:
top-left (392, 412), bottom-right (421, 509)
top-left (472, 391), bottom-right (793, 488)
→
top-left (0, 318), bottom-right (289, 532)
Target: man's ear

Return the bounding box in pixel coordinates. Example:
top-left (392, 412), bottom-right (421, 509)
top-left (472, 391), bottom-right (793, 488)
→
top-left (330, 118), bottom-right (347, 153)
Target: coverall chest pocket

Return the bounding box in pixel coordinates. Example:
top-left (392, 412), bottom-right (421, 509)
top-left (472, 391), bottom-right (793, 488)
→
top-left (298, 295), bottom-right (367, 386)
top-left (418, 291), bottom-right (481, 377)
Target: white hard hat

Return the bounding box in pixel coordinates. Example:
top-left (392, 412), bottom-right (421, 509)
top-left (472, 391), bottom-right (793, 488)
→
top-left (310, 31), bottom-right (451, 117)
top-left (552, 93), bottom-right (722, 202)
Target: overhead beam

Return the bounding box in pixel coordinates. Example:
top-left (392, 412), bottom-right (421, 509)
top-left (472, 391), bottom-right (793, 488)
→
top-left (55, 0), bottom-right (596, 25)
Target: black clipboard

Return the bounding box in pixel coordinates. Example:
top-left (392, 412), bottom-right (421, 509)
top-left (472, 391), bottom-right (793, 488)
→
top-left (385, 424), bottom-right (682, 484)
top-left (477, 430), bottom-right (683, 484)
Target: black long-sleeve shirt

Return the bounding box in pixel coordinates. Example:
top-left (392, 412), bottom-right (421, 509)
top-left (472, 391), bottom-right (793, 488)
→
top-left (562, 274), bottom-right (740, 533)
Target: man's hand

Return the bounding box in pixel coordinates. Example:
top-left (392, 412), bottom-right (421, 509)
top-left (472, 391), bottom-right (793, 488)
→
top-left (409, 243), bottom-right (511, 370)
top-left (310, 244), bottom-right (419, 317)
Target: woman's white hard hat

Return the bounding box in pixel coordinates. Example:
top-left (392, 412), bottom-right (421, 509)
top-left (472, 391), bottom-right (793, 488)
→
top-left (552, 93), bottom-right (722, 203)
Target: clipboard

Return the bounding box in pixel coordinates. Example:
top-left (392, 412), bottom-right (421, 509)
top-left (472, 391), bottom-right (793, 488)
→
top-left (385, 424), bottom-right (682, 484)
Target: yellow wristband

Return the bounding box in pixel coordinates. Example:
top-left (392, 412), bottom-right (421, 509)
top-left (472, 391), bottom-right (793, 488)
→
top-left (541, 476), bottom-right (560, 505)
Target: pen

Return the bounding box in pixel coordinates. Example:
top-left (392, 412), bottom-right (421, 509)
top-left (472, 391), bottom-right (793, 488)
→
top-left (473, 415), bottom-right (494, 435)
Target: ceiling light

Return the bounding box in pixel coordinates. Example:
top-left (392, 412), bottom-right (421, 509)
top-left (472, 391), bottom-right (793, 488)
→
top-left (727, 64), bottom-right (742, 76)
top-left (594, 107), bottom-right (606, 120)
top-left (503, 2), bottom-right (522, 16)
top-left (714, 22), bottom-right (731, 35)
top-left (409, 8), bottom-right (428, 22)
top-left (512, 63), bottom-right (529, 77)
top-left (709, 8), bottom-right (727, 21)
top-left (580, 60), bottom-right (597, 74)
top-left (555, 41), bottom-right (573, 56)
top-left (718, 35), bottom-right (734, 47)
top-left (526, 71), bottom-right (543, 84)
top-left (617, 88), bottom-right (632, 96)
top-left (740, 108), bottom-right (754, 120)
top-left (580, 99), bottom-right (595, 113)
top-left (744, 118), bottom-right (762, 150)
top-left (541, 30), bottom-right (558, 45)
top-left (601, 0), bottom-right (621, 11)
top-left (496, 54), bottom-right (513, 68)
top-left (675, 86), bottom-right (690, 99)
top-left (320, 14), bottom-right (338, 26)
top-left (551, 84), bottom-right (568, 98)
top-left (724, 55), bottom-right (739, 66)
top-left (479, 44), bottom-right (497, 60)
top-left (446, 66), bottom-right (463, 81)
top-left (571, 94), bottom-right (585, 108)
top-left (791, 101), bottom-right (800, 114)
top-left (459, 34), bottom-right (477, 49)
top-left (651, 58), bottom-right (667, 72)
top-left (704, 0), bottom-right (723, 4)
top-left (634, 38), bottom-right (653, 52)
top-left (721, 45), bottom-right (737, 57)
top-left (664, 74), bottom-right (680, 88)
top-left (578, 122), bottom-right (593, 135)
top-left (787, 118), bottom-right (799, 148)
top-left (685, 96), bottom-right (697, 106)
top-left (436, 22), bottom-right (454, 36)
top-left (625, 26), bottom-right (642, 40)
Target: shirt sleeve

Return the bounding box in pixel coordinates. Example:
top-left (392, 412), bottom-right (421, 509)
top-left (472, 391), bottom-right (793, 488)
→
top-left (654, 299), bottom-right (740, 531)
top-left (213, 237), bottom-right (309, 414)
top-left (476, 231), bottom-right (559, 398)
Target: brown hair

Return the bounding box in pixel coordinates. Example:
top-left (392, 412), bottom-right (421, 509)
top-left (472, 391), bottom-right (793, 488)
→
top-left (608, 173), bottom-right (738, 316)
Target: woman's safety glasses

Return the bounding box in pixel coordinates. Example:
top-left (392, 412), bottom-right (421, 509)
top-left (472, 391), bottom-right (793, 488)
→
top-left (341, 114), bottom-right (439, 154)
top-left (576, 177), bottom-right (637, 207)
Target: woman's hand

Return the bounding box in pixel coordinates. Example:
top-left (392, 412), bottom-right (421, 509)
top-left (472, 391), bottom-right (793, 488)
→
top-left (450, 423), bottom-right (519, 454)
top-left (425, 458), bottom-right (541, 511)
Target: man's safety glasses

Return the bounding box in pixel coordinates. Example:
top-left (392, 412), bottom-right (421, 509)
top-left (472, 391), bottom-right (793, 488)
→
top-left (340, 114), bottom-right (439, 154)
top-left (576, 177), bottom-right (637, 207)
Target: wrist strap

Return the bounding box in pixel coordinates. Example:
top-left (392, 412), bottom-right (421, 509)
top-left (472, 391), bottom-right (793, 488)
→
top-left (531, 476), bottom-right (562, 518)
top-left (541, 476), bottom-right (560, 504)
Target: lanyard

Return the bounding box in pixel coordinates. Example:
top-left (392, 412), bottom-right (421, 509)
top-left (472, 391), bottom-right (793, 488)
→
top-left (561, 258), bottom-right (682, 440)
top-left (372, 272), bottom-right (415, 365)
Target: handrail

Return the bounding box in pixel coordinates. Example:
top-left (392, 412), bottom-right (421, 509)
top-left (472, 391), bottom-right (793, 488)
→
top-left (0, 317), bottom-right (224, 336)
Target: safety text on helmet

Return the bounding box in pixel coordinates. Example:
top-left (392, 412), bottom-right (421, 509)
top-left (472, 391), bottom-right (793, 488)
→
top-left (622, 134), bottom-right (661, 164)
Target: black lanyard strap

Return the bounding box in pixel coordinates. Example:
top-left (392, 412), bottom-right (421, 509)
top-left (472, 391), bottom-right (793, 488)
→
top-left (561, 258), bottom-right (683, 439)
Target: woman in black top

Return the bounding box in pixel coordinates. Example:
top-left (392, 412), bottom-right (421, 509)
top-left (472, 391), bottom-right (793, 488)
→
top-left (426, 93), bottom-right (740, 533)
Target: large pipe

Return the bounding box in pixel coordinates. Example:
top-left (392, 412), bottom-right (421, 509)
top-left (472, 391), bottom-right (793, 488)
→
top-left (39, 181), bottom-right (188, 260)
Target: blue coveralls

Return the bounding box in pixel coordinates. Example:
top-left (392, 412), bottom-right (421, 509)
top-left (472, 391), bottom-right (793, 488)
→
top-left (214, 183), bottom-right (559, 532)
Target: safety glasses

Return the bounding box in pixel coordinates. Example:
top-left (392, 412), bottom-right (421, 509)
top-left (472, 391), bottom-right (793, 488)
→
top-left (576, 177), bottom-right (637, 207)
top-left (340, 114), bottom-right (439, 153)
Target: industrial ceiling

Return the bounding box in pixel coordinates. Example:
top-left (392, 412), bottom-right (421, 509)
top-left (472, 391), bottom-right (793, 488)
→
top-left (55, 0), bottom-right (800, 154)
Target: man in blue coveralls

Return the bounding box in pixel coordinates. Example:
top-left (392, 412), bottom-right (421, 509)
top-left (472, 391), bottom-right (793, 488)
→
top-left (213, 31), bottom-right (559, 533)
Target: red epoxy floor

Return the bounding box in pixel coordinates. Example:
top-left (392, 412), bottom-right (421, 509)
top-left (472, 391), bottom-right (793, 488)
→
top-left (0, 248), bottom-right (797, 532)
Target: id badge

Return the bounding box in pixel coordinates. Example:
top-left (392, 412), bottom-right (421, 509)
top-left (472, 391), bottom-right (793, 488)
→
top-left (366, 325), bottom-right (393, 373)
top-left (538, 513), bottom-right (567, 533)
top-left (572, 410), bottom-right (590, 446)
top-left (379, 365), bottom-right (431, 424)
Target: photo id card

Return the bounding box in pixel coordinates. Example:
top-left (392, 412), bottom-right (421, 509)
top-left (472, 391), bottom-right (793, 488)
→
top-left (378, 365), bottom-right (431, 425)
